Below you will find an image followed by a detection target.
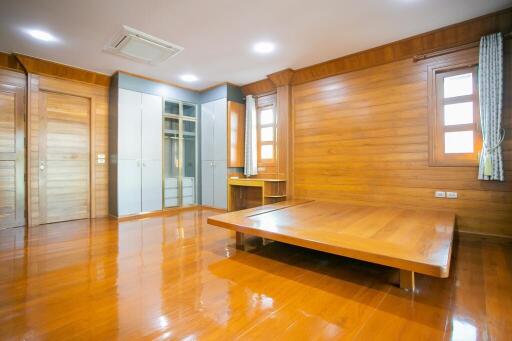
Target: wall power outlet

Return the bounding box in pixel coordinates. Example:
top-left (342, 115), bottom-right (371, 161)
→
top-left (447, 192), bottom-right (458, 199)
top-left (435, 191), bottom-right (446, 198)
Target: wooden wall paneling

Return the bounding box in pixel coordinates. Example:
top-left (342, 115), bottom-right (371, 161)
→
top-left (0, 69), bottom-right (26, 228)
top-left (27, 75), bottom-right (39, 226)
top-left (15, 54), bottom-right (110, 87)
top-left (291, 43), bottom-right (512, 237)
top-left (27, 75), bottom-right (109, 226)
top-left (276, 85), bottom-right (292, 195)
top-left (227, 101), bottom-right (245, 168)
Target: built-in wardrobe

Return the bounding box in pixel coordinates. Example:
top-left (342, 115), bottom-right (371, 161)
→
top-left (110, 88), bottom-right (163, 216)
top-left (201, 98), bottom-right (227, 209)
top-left (110, 73), bottom-right (244, 217)
top-left (109, 72), bottom-right (200, 217)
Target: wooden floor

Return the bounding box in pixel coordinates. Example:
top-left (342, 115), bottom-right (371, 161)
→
top-left (0, 208), bottom-right (511, 340)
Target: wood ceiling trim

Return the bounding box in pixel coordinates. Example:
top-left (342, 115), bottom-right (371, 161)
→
top-left (241, 78), bottom-right (275, 96)
top-left (241, 7), bottom-right (512, 94)
top-left (14, 53), bottom-right (111, 87)
top-left (267, 68), bottom-right (295, 87)
top-left (0, 51), bottom-right (24, 72)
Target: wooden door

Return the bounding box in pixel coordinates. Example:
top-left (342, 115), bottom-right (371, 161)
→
top-left (227, 101), bottom-right (245, 168)
top-left (0, 71), bottom-right (25, 229)
top-left (39, 91), bottom-right (90, 224)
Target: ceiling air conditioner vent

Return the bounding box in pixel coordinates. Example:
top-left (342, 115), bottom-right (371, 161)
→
top-left (104, 25), bottom-right (183, 64)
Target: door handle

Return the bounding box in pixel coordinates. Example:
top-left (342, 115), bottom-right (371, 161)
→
top-left (142, 161), bottom-right (146, 167)
top-left (39, 160), bottom-right (45, 171)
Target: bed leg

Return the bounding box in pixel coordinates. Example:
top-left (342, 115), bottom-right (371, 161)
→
top-left (399, 270), bottom-right (415, 291)
top-left (236, 232), bottom-right (245, 250)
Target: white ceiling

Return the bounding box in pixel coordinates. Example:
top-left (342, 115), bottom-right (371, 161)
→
top-left (0, 0), bottom-right (510, 90)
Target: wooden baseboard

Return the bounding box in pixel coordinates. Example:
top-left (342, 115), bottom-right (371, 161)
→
top-left (113, 205), bottom-right (203, 222)
top-left (456, 230), bottom-right (512, 242)
top-left (200, 205), bottom-right (227, 212)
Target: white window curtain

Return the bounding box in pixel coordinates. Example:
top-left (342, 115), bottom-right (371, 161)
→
top-left (244, 95), bottom-right (258, 176)
top-left (478, 32), bottom-right (505, 181)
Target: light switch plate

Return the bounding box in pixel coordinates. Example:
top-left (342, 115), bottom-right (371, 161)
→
top-left (435, 191), bottom-right (446, 198)
top-left (447, 192), bottom-right (458, 199)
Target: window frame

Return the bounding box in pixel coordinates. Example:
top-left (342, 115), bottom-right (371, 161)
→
top-left (428, 63), bottom-right (482, 167)
top-left (256, 94), bottom-right (277, 167)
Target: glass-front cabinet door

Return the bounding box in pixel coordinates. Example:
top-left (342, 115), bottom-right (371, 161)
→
top-left (163, 100), bottom-right (197, 208)
top-left (182, 120), bottom-right (196, 205)
top-left (164, 117), bottom-right (180, 207)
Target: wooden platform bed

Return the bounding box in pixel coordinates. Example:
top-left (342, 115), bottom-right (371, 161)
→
top-left (207, 200), bottom-right (455, 291)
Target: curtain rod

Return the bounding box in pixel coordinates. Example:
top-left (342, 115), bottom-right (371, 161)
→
top-left (413, 32), bottom-right (511, 62)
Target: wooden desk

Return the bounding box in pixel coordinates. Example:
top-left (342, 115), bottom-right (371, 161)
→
top-left (227, 178), bottom-right (287, 212)
top-left (207, 200), bottom-right (455, 291)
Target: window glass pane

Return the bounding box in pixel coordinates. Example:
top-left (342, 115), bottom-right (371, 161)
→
top-left (443, 73), bottom-right (473, 98)
top-left (260, 109), bottom-right (274, 125)
top-left (444, 131), bottom-right (473, 154)
top-left (165, 101), bottom-right (180, 115)
top-left (261, 127), bottom-right (274, 142)
top-left (261, 144), bottom-right (273, 159)
top-left (444, 102), bottom-right (473, 126)
top-left (183, 103), bottom-right (196, 117)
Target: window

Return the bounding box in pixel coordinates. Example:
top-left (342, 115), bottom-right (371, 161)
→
top-left (256, 94), bottom-right (277, 167)
top-left (429, 65), bottom-right (482, 166)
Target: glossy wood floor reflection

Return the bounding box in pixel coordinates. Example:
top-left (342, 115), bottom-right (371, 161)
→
top-left (0, 208), bottom-right (511, 340)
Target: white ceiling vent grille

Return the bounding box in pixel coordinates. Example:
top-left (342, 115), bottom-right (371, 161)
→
top-left (104, 26), bottom-right (183, 64)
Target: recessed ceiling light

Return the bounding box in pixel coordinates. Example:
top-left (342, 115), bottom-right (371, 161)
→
top-left (253, 41), bottom-right (275, 54)
top-left (24, 29), bottom-right (58, 42)
top-left (180, 74), bottom-right (198, 82)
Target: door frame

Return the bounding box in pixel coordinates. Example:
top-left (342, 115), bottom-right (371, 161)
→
top-left (27, 74), bottom-right (105, 226)
top-left (0, 69), bottom-right (26, 229)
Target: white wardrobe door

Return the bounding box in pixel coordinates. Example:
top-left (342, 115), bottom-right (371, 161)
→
top-left (118, 159), bottom-right (142, 215)
top-left (213, 160), bottom-right (227, 209)
top-left (142, 159), bottom-right (163, 212)
top-left (201, 102), bottom-right (215, 161)
top-left (118, 89), bottom-right (142, 160)
top-left (201, 160), bottom-right (214, 207)
top-left (141, 93), bottom-right (162, 160)
top-left (213, 98), bottom-right (227, 161)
